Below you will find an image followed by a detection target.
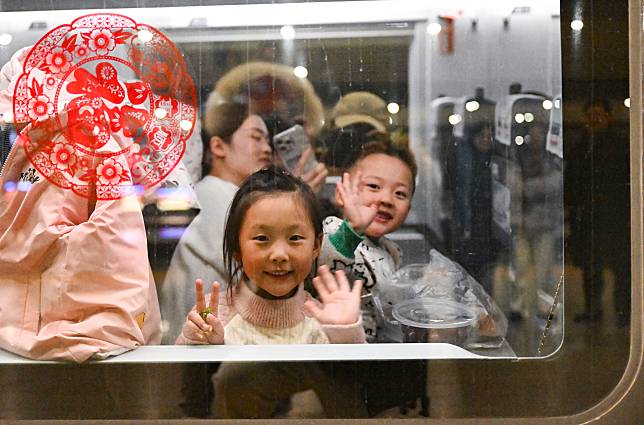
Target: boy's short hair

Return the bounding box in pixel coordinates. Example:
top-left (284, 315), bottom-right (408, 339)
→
top-left (347, 139), bottom-right (417, 193)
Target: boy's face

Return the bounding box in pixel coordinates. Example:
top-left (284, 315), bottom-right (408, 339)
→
top-left (350, 153), bottom-right (413, 238)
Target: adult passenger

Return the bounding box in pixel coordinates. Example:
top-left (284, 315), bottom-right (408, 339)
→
top-left (0, 47), bottom-right (170, 362)
top-left (568, 99), bottom-right (631, 327)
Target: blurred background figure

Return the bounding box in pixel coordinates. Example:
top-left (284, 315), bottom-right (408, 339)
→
top-left (209, 61), bottom-right (324, 140)
top-left (447, 88), bottom-right (497, 291)
top-left (452, 122), bottom-right (495, 287)
top-left (512, 121), bottom-right (562, 352)
top-left (568, 99), bottom-right (630, 327)
top-left (317, 91), bottom-right (390, 172)
top-left (315, 91), bottom-right (391, 218)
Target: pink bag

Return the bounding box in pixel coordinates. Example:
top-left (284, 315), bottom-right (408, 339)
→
top-left (0, 135), bottom-right (161, 362)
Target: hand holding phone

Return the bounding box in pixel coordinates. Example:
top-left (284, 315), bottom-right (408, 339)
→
top-left (273, 124), bottom-right (318, 174)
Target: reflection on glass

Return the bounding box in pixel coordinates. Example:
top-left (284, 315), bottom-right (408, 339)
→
top-left (0, 1), bottom-right (565, 362)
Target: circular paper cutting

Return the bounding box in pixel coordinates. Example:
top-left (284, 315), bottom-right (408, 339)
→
top-left (12, 13), bottom-right (197, 199)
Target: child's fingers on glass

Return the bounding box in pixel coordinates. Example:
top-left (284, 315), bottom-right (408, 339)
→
top-left (303, 300), bottom-right (323, 319)
top-left (335, 181), bottom-right (346, 207)
top-left (336, 177), bottom-right (347, 196)
top-left (351, 279), bottom-right (364, 296)
top-left (208, 281), bottom-right (220, 317)
top-left (312, 275), bottom-right (330, 302)
top-left (333, 269), bottom-right (350, 292)
top-left (183, 320), bottom-right (207, 343)
top-left (204, 313), bottom-right (220, 329)
top-left (318, 265), bottom-right (340, 292)
top-left (188, 310), bottom-right (211, 332)
top-left (342, 172), bottom-right (355, 195)
top-left (351, 170), bottom-right (362, 193)
top-left (194, 278), bottom-right (206, 313)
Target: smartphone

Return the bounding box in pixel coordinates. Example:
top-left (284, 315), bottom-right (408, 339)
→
top-left (273, 124), bottom-right (318, 174)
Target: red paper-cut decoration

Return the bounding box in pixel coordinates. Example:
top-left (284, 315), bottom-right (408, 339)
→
top-left (12, 13), bottom-right (197, 200)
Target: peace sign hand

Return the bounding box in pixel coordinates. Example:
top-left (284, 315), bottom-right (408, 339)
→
top-left (180, 279), bottom-right (225, 345)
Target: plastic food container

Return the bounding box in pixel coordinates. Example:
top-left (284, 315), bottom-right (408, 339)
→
top-left (392, 298), bottom-right (478, 346)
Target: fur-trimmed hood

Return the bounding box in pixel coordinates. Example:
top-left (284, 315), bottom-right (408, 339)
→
top-left (208, 61), bottom-right (324, 136)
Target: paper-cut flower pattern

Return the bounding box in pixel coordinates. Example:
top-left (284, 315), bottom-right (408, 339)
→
top-left (27, 95), bottom-right (53, 121)
top-left (45, 47), bottom-right (73, 75)
top-left (50, 143), bottom-right (76, 171)
top-left (87, 28), bottom-right (116, 55)
top-left (96, 158), bottom-right (124, 185)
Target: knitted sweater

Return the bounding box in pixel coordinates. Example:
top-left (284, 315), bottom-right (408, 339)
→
top-left (195, 281), bottom-right (365, 345)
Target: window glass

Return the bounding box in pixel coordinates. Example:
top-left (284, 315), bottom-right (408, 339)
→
top-left (0, 0), bottom-right (636, 421)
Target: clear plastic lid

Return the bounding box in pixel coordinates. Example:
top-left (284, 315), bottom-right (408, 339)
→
top-left (392, 298), bottom-right (478, 329)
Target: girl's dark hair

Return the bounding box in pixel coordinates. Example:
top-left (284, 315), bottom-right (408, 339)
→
top-left (223, 165), bottom-right (323, 289)
top-left (347, 139), bottom-right (418, 193)
top-left (202, 101), bottom-right (250, 175)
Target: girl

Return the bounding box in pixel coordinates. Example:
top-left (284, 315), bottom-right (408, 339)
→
top-left (161, 102), bottom-right (328, 345)
top-left (160, 102), bottom-right (273, 344)
top-left (177, 165), bottom-right (365, 345)
top-left (177, 165), bottom-right (366, 419)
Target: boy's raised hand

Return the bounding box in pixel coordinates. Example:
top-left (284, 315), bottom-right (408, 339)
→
top-left (180, 279), bottom-right (225, 345)
top-left (303, 265), bottom-right (363, 325)
top-left (336, 171), bottom-right (378, 234)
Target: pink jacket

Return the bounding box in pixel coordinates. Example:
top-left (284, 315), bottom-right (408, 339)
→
top-left (0, 137), bottom-right (161, 362)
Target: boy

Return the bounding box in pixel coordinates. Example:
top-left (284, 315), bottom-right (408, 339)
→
top-left (319, 140), bottom-right (417, 342)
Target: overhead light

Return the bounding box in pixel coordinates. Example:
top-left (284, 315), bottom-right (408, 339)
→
top-left (448, 114), bottom-right (462, 125)
top-left (137, 29), bottom-right (153, 43)
top-left (1, 111), bottom-right (14, 124)
top-left (624, 98), bottom-right (631, 108)
top-left (465, 101), bottom-right (480, 112)
top-left (426, 23), bottom-right (442, 35)
top-left (180, 120), bottom-right (193, 131)
top-left (524, 113), bottom-right (534, 122)
top-left (154, 108), bottom-right (168, 119)
top-left (542, 100), bottom-right (553, 110)
top-left (515, 136), bottom-right (524, 145)
top-left (280, 25), bottom-right (296, 40)
top-left (514, 113), bottom-right (525, 123)
top-left (554, 99), bottom-right (561, 109)
top-left (571, 20), bottom-right (584, 31)
top-left (293, 66), bottom-right (308, 79)
top-left (387, 102), bottom-right (400, 114)
top-left (0, 33), bottom-right (12, 46)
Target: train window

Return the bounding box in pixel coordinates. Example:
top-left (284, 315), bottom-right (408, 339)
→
top-left (0, 0), bottom-right (640, 422)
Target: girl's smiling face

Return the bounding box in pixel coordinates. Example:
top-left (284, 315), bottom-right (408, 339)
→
top-left (237, 192), bottom-right (321, 297)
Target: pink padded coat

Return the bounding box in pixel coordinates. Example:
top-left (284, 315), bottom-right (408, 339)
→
top-left (0, 137), bottom-right (162, 362)
top-left (0, 48), bottom-right (161, 363)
